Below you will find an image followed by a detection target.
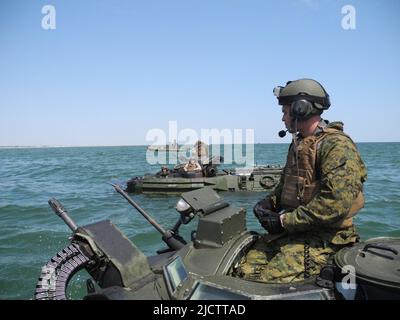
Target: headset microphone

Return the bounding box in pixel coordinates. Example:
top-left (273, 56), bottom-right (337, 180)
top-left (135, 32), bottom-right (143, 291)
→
top-left (278, 130), bottom-right (288, 138)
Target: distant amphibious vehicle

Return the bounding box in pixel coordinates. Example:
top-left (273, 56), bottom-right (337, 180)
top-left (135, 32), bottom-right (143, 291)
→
top-left (35, 186), bottom-right (400, 300)
top-left (147, 139), bottom-right (181, 152)
top-left (126, 157), bottom-right (283, 194)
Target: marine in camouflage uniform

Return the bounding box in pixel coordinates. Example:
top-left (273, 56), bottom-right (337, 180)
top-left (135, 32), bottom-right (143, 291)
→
top-left (236, 79), bottom-right (367, 283)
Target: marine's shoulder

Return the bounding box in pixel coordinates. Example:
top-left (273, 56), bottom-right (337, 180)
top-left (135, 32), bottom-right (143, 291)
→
top-left (320, 121), bottom-right (355, 144)
top-left (317, 121), bottom-right (358, 156)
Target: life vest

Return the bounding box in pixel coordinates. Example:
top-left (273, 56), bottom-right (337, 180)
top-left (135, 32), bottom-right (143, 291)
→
top-left (280, 127), bottom-right (365, 229)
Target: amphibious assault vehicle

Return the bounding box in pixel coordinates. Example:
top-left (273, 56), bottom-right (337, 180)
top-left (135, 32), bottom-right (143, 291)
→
top-left (147, 139), bottom-right (181, 152)
top-left (126, 157), bottom-right (283, 194)
top-left (35, 186), bottom-right (400, 300)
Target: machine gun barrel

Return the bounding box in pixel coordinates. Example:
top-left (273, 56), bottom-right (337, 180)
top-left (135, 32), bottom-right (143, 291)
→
top-left (111, 184), bottom-right (167, 234)
top-left (111, 184), bottom-right (185, 250)
top-left (48, 198), bottom-right (78, 232)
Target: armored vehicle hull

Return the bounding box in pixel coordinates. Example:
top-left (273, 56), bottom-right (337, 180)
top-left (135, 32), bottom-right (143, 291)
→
top-left (126, 166), bottom-right (283, 194)
top-left (35, 187), bottom-right (400, 300)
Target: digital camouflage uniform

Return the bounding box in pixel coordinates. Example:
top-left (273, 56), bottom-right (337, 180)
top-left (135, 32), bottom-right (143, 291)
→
top-left (237, 121), bottom-right (367, 283)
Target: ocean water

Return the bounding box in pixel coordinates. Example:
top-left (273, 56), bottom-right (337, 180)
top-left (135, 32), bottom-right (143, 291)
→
top-left (0, 143), bottom-right (399, 299)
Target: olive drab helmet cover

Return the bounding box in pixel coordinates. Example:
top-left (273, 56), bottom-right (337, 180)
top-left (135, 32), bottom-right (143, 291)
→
top-left (273, 79), bottom-right (331, 120)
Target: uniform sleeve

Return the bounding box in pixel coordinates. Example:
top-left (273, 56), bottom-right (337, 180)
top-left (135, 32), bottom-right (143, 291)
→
top-left (283, 135), bottom-right (366, 233)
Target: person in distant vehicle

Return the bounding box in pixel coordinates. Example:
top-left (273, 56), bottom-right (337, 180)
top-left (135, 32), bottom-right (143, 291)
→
top-left (234, 78), bottom-right (367, 283)
top-left (157, 166), bottom-right (170, 177)
top-left (192, 140), bottom-right (209, 164)
top-left (184, 158), bottom-right (202, 172)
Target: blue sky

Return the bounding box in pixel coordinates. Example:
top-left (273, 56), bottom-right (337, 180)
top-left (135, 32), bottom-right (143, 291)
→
top-left (1, 0), bottom-right (399, 146)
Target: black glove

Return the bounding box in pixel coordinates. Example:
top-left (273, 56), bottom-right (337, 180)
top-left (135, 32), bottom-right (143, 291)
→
top-left (253, 200), bottom-right (274, 220)
top-left (258, 213), bottom-right (284, 234)
top-left (253, 201), bottom-right (284, 234)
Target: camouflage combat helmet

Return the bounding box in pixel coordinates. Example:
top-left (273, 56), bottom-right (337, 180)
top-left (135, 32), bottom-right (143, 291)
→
top-left (273, 79), bottom-right (331, 120)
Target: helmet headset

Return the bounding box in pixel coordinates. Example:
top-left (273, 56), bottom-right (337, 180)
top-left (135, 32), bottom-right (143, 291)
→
top-left (273, 79), bottom-right (331, 120)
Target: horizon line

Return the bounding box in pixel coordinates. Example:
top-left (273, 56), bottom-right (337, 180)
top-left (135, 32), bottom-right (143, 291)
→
top-left (1, 141), bottom-right (399, 149)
